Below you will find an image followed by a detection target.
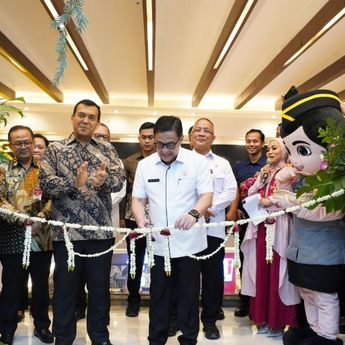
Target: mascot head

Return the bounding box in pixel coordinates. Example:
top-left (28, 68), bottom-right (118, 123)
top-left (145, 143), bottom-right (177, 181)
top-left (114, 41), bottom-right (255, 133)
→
top-left (281, 89), bottom-right (344, 175)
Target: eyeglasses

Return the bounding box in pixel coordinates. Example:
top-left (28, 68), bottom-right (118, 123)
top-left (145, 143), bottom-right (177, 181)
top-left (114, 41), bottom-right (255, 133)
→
top-left (192, 127), bottom-right (214, 135)
top-left (12, 141), bottom-right (33, 149)
top-left (155, 139), bottom-right (179, 150)
top-left (94, 133), bottom-right (110, 142)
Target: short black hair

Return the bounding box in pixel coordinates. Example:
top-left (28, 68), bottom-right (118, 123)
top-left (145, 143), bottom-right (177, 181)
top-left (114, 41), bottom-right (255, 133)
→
top-left (73, 99), bottom-right (101, 121)
top-left (154, 116), bottom-right (183, 137)
top-left (188, 126), bottom-right (194, 135)
top-left (139, 122), bottom-right (155, 132)
top-left (33, 133), bottom-right (49, 147)
top-left (245, 129), bottom-right (265, 142)
top-left (8, 125), bottom-right (34, 142)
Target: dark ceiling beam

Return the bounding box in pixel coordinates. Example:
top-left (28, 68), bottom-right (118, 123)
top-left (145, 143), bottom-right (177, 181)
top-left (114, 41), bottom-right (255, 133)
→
top-left (298, 55), bottom-right (345, 92)
top-left (235, 0), bottom-right (345, 109)
top-left (192, 0), bottom-right (258, 108)
top-left (275, 55), bottom-right (345, 110)
top-left (0, 31), bottom-right (63, 102)
top-left (143, 0), bottom-right (156, 106)
top-left (0, 81), bottom-right (15, 99)
top-left (41, 0), bottom-right (109, 104)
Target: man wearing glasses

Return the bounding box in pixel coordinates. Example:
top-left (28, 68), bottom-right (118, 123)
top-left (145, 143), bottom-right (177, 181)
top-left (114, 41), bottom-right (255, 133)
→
top-left (119, 122), bottom-right (155, 317)
top-left (0, 126), bottom-right (53, 345)
top-left (190, 118), bottom-right (237, 340)
top-left (132, 116), bottom-right (213, 345)
top-left (39, 100), bottom-right (126, 345)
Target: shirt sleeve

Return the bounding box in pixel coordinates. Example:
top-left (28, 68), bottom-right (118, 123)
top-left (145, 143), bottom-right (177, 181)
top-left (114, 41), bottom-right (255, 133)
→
top-left (132, 160), bottom-right (147, 199)
top-left (210, 160), bottom-right (237, 214)
top-left (196, 156), bottom-right (213, 195)
top-left (98, 146), bottom-right (126, 194)
top-left (39, 144), bottom-right (77, 197)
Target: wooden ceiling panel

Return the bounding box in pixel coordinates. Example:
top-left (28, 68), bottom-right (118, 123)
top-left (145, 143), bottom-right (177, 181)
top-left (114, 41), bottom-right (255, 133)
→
top-left (234, 0), bottom-right (345, 109)
top-left (154, 0), bottom-right (234, 107)
top-left (201, 0), bottom-right (328, 108)
top-left (82, 0), bottom-right (147, 104)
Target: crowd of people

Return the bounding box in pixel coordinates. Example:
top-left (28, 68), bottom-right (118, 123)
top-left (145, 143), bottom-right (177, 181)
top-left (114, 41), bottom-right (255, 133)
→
top-left (0, 92), bottom-right (344, 345)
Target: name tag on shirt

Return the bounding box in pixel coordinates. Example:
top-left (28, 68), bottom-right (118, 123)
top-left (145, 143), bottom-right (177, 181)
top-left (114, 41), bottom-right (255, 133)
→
top-left (148, 178), bottom-right (160, 183)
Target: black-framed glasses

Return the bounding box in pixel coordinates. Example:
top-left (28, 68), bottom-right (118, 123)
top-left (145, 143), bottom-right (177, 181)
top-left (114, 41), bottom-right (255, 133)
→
top-left (155, 139), bottom-right (179, 150)
top-left (12, 141), bottom-right (33, 149)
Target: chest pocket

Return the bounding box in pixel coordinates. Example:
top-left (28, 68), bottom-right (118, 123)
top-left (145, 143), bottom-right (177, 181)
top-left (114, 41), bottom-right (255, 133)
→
top-left (177, 177), bottom-right (196, 192)
top-left (213, 175), bottom-right (225, 194)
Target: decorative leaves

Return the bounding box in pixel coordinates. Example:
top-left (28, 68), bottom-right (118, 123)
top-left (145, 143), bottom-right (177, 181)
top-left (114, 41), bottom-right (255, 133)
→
top-left (51, 0), bottom-right (88, 86)
top-left (297, 118), bottom-right (345, 212)
top-left (0, 97), bottom-right (25, 127)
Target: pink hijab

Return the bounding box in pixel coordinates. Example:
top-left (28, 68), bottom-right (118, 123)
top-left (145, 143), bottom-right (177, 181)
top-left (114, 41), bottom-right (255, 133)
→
top-left (266, 137), bottom-right (289, 172)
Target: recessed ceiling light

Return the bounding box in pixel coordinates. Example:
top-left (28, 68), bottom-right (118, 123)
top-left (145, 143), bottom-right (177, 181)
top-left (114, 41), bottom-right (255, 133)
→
top-left (153, 111), bottom-right (158, 115)
top-left (113, 110), bottom-right (119, 113)
top-left (24, 107), bottom-right (30, 111)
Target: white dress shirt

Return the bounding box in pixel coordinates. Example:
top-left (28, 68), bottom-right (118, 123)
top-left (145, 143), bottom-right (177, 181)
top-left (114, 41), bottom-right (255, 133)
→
top-left (203, 150), bottom-right (237, 239)
top-left (132, 147), bottom-right (213, 258)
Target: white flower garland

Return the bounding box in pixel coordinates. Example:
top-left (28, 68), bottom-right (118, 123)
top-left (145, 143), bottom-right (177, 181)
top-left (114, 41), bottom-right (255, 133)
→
top-left (63, 225), bottom-right (75, 271)
top-left (129, 237), bottom-right (136, 279)
top-left (264, 222), bottom-right (274, 263)
top-left (2, 188), bottom-right (343, 274)
top-left (163, 236), bottom-right (171, 276)
top-left (146, 230), bottom-right (155, 268)
top-left (233, 227), bottom-right (241, 268)
top-left (22, 223), bottom-right (32, 268)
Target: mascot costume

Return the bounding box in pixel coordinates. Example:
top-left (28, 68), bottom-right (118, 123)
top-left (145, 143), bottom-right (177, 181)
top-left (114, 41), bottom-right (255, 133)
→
top-left (274, 89), bottom-right (345, 345)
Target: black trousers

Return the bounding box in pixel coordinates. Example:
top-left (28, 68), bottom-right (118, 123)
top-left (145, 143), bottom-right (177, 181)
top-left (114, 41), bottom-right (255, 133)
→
top-left (200, 236), bottom-right (225, 325)
top-left (52, 239), bottom-right (114, 345)
top-left (27, 251), bottom-right (52, 330)
top-left (125, 219), bottom-right (147, 305)
top-left (0, 253), bottom-right (25, 337)
top-left (149, 255), bottom-right (200, 345)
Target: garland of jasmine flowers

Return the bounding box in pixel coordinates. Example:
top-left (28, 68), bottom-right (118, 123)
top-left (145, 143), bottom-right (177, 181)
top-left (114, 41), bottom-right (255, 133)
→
top-left (50, 0), bottom-right (87, 86)
top-left (129, 237), bottom-right (136, 279)
top-left (22, 221), bottom-right (33, 268)
top-left (264, 218), bottom-right (275, 263)
top-left (1, 188), bottom-right (344, 273)
top-left (233, 225), bottom-right (241, 268)
top-left (63, 225), bottom-right (75, 271)
top-left (146, 230), bottom-right (155, 268)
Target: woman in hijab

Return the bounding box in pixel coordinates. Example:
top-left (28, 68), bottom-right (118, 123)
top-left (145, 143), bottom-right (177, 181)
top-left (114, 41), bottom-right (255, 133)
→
top-left (241, 138), bottom-right (300, 337)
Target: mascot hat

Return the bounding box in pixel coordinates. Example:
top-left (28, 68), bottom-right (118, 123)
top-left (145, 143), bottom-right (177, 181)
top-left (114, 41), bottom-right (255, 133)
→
top-left (281, 89), bottom-right (343, 147)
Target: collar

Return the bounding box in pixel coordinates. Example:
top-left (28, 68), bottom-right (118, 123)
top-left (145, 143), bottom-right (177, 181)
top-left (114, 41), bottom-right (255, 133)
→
top-left (244, 154), bottom-right (266, 166)
top-left (65, 133), bottom-right (98, 146)
top-left (153, 147), bottom-right (188, 166)
top-left (11, 158), bottom-right (39, 169)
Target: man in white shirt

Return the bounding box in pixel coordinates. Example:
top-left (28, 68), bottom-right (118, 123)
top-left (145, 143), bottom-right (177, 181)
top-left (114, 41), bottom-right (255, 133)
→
top-left (191, 118), bottom-right (237, 340)
top-left (132, 116), bottom-right (213, 345)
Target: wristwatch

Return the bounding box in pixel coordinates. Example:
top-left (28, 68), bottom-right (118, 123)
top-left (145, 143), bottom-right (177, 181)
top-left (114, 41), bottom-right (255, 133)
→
top-left (188, 209), bottom-right (200, 222)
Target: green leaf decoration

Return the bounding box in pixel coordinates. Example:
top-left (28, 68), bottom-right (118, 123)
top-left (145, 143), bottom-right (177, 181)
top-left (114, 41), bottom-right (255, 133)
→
top-left (297, 118), bottom-right (345, 213)
top-left (50, 0), bottom-right (88, 86)
top-left (0, 97), bottom-right (25, 127)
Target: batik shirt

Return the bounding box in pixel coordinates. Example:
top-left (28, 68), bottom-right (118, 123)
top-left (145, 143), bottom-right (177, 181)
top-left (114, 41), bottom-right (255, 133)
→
top-left (39, 134), bottom-right (126, 241)
top-left (0, 159), bottom-right (51, 254)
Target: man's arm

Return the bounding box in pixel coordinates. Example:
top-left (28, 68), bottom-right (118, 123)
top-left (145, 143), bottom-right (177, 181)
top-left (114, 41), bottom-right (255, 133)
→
top-left (39, 144), bottom-right (77, 197)
top-left (174, 192), bottom-right (213, 230)
top-left (98, 147), bottom-right (126, 194)
top-left (209, 161), bottom-right (237, 214)
top-left (132, 196), bottom-right (149, 228)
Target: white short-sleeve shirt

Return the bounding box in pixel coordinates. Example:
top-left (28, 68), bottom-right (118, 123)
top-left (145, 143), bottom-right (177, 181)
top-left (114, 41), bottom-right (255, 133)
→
top-left (133, 147), bottom-right (213, 258)
top-left (204, 151), bottom-right (237, 239)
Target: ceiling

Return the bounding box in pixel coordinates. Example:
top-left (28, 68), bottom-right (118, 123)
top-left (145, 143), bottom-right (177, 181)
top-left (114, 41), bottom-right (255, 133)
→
top-left (1, 0), bottom-right (345, 141)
